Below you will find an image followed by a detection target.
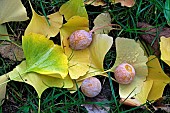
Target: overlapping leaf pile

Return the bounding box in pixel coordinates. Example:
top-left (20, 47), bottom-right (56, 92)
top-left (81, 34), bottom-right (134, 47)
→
top-left (0, 0), bottom-right (170, 112)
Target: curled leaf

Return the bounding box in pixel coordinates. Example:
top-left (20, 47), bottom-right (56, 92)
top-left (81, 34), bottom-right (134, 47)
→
top-left (22, 33), bottom-right (68, 78)
top-left (25, 4), bottom-right (63, 38)
top-left (60, 16), bottom-right (90, 79)
top-left (111, 37), bottom-right (148, 98)
top-left (0, 0), bottom-right (28, 24)
top-left (59, 0), bottom-right (88, 21)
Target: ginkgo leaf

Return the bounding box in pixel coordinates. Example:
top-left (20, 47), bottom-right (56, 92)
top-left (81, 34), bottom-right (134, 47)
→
top-left (59, 0), bottom-right (88, 21)
top-left (146, 55), bottom-right (170, 101)
top-left (60, 16), bottom-right (90, 79)
top-left (84, 0), bottom-right (106, 6)
top-left (110, 37), bottom-right (148, 98)
top-left (0, 74), bottom-right (8, 105)
top-left (112, 0), bottom-right (135, 7)
top-left (134, 80), bottom-right (153, 104)
top-left (7, 61), bottom-right (73, 98)
top-left (25, 4), bottom-right (63, 38)
top-left (0, 25), bottom-right (10, 41)
top-left (22, 33), bottom-right (68, 78)
top-left (160, 36), bottom-right (170, 66)
top-left (77, 34), bottom-right (113, 81)
top-left (93, 13), bottom-right (112, 34)
top-left (0, 0), bottom-right (28, 24)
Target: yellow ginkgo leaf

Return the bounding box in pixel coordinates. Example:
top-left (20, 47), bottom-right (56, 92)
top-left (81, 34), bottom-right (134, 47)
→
top-left (111, 38), bottom-right (148, 98)
top-left (0, 74), bottom-right (8, 105)
top-left (160, 36), bottom-right (170, 66)
top-left (146, 55), bottom-right (170, 101)
top-left (93, 13), bottom-right (112, 34)
top-left (77, 34), bottom-right (113, 81)
top-left (8, 61), bottom-right (73, 98)
top-left (112, 0), bottom-right (135, 7)
top-left (0, 0), bottom-right (28, 24)
top-left (59, 0), bottom-right (88, 21)
top-left (25, 4), bottom-right (63, 38)
top-left (135, 80), bottom-right (153, 104)
top-left (60, 16), bottom-right (90, 79)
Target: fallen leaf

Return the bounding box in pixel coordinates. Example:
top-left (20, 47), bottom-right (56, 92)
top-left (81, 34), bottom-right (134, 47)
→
top-left (60, 16), bottom-right (90, 79)
top-left (137, 22), bottom-right (170, 56)
top-left (160, 36), bottom-right (170, 66)
top-left (93, 13), bottom-right (112, 34)
top-left (0, 0), bottom-right (28, 24)
top-left (0, 74), bottom-right (8, 105)
top-left (110, 37), bottom-right (148, 98)
top-left (112, 0), bottom-right (135, 7)
top-left (7, 61), bottom-right (73, 98)
top-left (146, 55), bottom-right (170, 101)
top-left (77, 34), bottom-right (113, 81)
top-left (83, 95), bottom-right (110, 113)
top-left (0, 25), bottom-right (10, 41)
top-left (0, 41), bottom-right (24, 61)
top-left (59, 0), bottom-right (88, 21)
top-left (84, 0), bottom-right (106, 6)
top-left (22, 33), bottom-right (68, 78)
top-left (25, 3), bottom-right (63, 38)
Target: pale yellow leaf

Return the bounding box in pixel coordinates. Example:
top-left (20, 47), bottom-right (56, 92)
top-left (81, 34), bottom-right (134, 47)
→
top-left (111, 37), bottom-right (148, 98)
top-left (93, 13), bottom-right (112, 34)
top-left (25, 5), bottom-right (63, 38)
top-left (160, 36), bottom-right (170, 66)
top-left (0, 74), bottom-right (8, 105)
top-left (0, 0), bottom-right (28, 24)
top-left (77, 34), bottom-right (113, 81)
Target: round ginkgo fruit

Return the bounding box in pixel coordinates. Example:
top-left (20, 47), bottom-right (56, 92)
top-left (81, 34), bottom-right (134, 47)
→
top-left (81, 77), bottom-right (101, 97)
top-left (114, 63), bottom-right (135, 84)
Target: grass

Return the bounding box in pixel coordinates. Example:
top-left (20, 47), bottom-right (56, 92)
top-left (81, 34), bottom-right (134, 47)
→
top-left (0, 0), bottom-right (170, 112)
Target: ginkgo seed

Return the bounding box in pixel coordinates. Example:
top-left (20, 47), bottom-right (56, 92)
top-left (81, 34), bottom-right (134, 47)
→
top-left (114, 63), bottom-right (135, 84)
top-left (81, 77), bottom-right (101, 97)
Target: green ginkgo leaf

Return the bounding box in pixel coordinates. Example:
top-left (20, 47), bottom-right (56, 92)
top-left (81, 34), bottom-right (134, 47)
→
top-left (59, 0), bottom-right (88, 21)
top-left (0, 0), bottom-right (28, 24)
top-left (7, 61), bottom-right (73, 98)
top-left (22, 33), bottom-right (68, 78)
top-left (110, 37), bottom-right (148, 98)
top-left (60, 16), bottom-right (90, 79)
